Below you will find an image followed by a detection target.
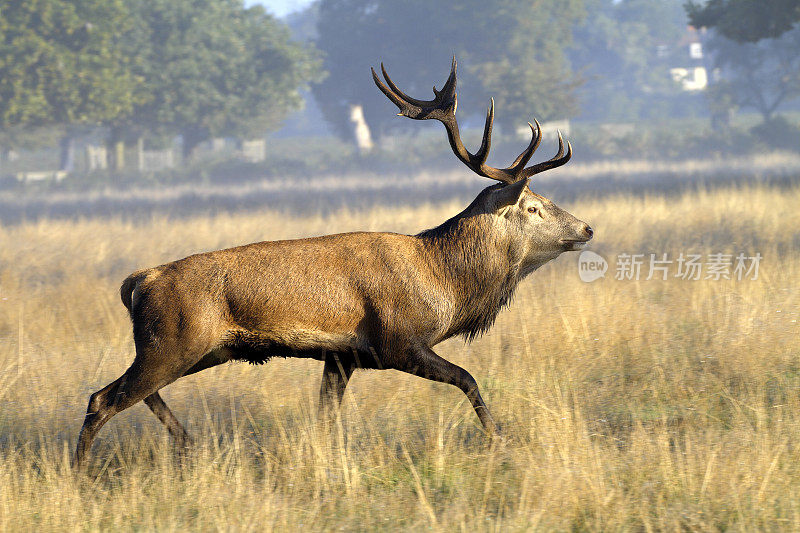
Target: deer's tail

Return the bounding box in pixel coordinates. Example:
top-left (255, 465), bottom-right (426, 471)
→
top-left (120, 270), bottom-right (148, 315)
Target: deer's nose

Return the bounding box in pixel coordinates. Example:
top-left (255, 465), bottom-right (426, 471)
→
top-left (583, 225), bottom-right (593, 239)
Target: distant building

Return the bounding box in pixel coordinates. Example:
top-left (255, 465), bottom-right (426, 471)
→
top-left (670, 67), bottom-right (708, 91)
top-left (666, 26), bottom-right (709, 91)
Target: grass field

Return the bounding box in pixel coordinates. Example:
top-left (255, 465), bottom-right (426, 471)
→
top-left (1, 178), bottom-right (799, 530)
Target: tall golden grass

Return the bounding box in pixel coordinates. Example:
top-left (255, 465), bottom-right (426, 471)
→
top-left (1, 181), bottom-right (799, 530)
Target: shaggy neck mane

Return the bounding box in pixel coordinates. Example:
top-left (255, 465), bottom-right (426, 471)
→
top-left (417, 203), bottom-right (524, 341)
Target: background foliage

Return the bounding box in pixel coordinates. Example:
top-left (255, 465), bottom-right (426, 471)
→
top-left (0, 0), bottom-right (138, 129)
top-left (115, 0), bottom-right (322, 155)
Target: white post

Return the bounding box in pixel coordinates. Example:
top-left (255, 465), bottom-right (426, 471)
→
top-left (349, 104), bottom-right (374, 155)
top-left (137, 137), bottom-right (145, 172)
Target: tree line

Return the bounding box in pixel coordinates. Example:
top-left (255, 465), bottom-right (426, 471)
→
top-left (0, 0), bottom-right (797, 170)
top-left (0, 0), bottom-right (321, 168)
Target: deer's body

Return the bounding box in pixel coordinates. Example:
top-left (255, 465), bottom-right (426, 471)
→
top-left (75, 60), bottom-right (593, 469)
top-left (125, 231), bottom-right (435, 363)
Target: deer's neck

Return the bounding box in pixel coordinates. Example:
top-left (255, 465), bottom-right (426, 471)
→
top-left (418, 212), bottom-right (523, 341)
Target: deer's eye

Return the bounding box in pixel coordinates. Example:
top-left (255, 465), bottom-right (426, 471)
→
top-left (527, 206), bottom-right (537, 214)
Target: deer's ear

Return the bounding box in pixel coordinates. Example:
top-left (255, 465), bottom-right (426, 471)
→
top-left (493, 178), bottom-right (530, 210)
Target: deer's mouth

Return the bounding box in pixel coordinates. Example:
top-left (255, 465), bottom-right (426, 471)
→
top-left (560, 238), bottom-right (589, 250)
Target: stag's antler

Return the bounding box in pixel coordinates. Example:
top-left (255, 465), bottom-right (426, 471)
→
top-left (372, 57), bottom-right (571, 185)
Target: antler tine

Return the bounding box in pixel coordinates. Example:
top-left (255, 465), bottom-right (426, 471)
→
top-left (521, 132), bottom-right (572, 178)
top-left (371, 67), bottom-right (412, 114)
top-left (380, 63), bottom-right (446, 109)
top-left (372, 61), bottom-right (458, 123)
top-left (509, 119), bottom-right (542, 172)
top-left (473, 98), bottom-right (494, 166)
top-left (432, 56), bottom-right (458, 100)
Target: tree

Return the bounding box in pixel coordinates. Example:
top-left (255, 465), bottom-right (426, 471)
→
top-left (114, 0), bottom-right (322, 159)
top-left (0, 0), bottom-right (140, 167)
top-left (569, 0), bottom-right (691, 122)
top-left (685, 1), bottom-right (800, 125)
top-left (704, 27), bottom-right (800, 123)
top-left (469, 0), bottom-right (585, 133)
top-left (685, 0), bottom-right (800, 43)
top-left (312, 0), bottom-right (586, 141)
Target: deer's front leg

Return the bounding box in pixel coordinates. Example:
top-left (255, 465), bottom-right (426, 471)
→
top-left (395, 344), bottom-right (500, 437)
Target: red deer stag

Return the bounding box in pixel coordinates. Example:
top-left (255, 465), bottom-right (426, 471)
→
top-left (75, 58), bottom-right (593, 468)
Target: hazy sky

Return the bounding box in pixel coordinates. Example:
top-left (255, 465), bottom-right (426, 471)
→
top-left (245, 0), bottom-right (313, 18)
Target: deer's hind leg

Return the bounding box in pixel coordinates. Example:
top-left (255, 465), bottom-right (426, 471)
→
top-left (143, 392), bottom-right (191, 447)
top-left (74, 343), bottom-right (210, 470)
top-left (142, 349), bottom-right (231, 447)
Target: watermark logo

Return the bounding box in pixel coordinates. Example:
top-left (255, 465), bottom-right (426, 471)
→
top-left (578, 250), bottom-right (608, 282)
top-left (578, 251), bottom-right (762, 282)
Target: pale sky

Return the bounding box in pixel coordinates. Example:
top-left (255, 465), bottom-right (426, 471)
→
top-left (245, 0), bottom-right (313, 18)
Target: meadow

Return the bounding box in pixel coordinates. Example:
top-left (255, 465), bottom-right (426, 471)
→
top-left (0, 171), bottom-right (799, 530)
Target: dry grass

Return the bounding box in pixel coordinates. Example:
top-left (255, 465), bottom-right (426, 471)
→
top-left (1, 181), bottom-right (799, 530)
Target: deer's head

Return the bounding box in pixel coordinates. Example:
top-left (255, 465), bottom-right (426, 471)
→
top-left (373, 58), bottom-right (593, 275)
